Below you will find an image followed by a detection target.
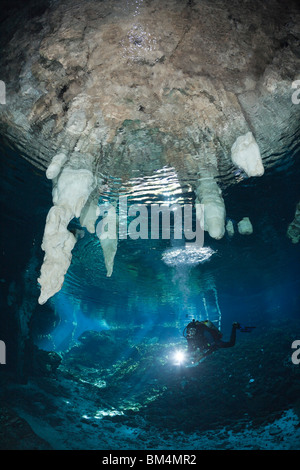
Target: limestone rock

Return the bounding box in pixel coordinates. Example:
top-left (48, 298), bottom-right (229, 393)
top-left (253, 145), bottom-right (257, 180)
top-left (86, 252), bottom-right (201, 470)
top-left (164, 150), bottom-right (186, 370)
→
top-left (287, 202), bottom-right (300, 244)
top-left (0, 0), bottom-right (299, 182)
top-left (238, 217), bottom-right (253, 235)
top-left (226, 219), bottom-right (235, 237)
top-left (231, 132), bottom-right (264, 177)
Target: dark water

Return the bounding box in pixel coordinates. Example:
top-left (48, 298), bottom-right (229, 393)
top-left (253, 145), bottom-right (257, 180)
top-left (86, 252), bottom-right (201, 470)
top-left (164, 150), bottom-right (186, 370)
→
top-left (0, 139), bottom-right (300, 450)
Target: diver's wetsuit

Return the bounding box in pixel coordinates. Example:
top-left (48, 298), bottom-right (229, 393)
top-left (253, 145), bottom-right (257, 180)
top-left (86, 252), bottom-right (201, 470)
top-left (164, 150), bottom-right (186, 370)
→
top-left (185, 320), bottom-right (239, 358)
top-left (216, 323), bottom-right (238, 349)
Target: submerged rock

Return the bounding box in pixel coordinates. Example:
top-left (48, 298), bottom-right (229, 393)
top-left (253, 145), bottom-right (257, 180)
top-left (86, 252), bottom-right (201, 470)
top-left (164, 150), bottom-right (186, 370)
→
top-left (0, 407), bottom-right (52, 450)
top-left (287, 201), bottom-right (300, 244)
top-left (68, 329), bottom-right (132, 367)
top-left (33, 348), bottom-right (62, 376)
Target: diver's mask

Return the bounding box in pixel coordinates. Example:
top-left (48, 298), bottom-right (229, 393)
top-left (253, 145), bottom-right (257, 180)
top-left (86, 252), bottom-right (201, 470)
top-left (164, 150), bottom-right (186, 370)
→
top-left (186, 327), bottom-right (196, 338)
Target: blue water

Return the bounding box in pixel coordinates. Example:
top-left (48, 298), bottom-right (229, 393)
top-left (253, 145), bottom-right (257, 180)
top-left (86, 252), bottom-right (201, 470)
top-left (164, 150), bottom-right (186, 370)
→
top-left (1, 138), bottom-right (300, 449)
top-left (1, 138), bottom-right (300, 350)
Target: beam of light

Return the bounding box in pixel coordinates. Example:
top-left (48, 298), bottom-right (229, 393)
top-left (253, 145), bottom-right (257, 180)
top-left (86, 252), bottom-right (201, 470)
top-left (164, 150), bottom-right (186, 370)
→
top-left (173, 349), bottom-right (186, 366)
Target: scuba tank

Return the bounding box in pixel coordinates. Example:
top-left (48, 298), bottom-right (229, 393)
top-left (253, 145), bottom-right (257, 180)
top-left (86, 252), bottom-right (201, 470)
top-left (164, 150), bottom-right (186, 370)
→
top-left (202, 320), bottom-right (223, 339)
top-left (183, 319), bottom-right (222, 340)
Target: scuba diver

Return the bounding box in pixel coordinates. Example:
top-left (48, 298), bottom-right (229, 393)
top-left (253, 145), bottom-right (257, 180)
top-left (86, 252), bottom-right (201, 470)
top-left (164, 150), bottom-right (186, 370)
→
top-left (183, 319), bottom-right (255, 365)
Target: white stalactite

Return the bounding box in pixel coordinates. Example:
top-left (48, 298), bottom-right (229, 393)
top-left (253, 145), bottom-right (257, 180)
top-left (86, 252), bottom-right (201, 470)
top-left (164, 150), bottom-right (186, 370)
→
top-left (80, 193), bottom-right (100, 234)
top-left (226, 219), bottom-right (235, 237)
top-left (46, 152), bottom-right (68, 180)
top-left (96, 204), bottom-right (118, 277)
top-left (38, 165), bottom-right (96, 304)
top-left (38, 206), bottom-right (76, 305)
top-left (231, 132), bottom-right (264, 177)
top-left (238, 217), bottom-right (253, 235)
top-left (195, 175), bottom-right (226, 240)
top-left (100, 235), bottom-right (118, 277)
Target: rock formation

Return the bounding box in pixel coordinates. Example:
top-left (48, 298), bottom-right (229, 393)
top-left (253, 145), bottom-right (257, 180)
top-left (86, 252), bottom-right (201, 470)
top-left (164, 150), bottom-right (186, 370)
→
top-left (287, 202), bottom-right (300, 244)
top-left (238, 217), bottom-right (253, 235)
top-left (38, 152), bottom-right (97, 304)
top-left (0, 0), bottom-right (299, 302)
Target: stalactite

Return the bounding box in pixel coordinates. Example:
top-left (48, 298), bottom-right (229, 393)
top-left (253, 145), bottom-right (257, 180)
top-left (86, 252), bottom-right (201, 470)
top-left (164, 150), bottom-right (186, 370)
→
top-left (226, 219), bottom-right (235, 237)
top-left (195, 174), bottom-right (226, 240)
top-left (231, 132), bottom-right (264, 177)
top-left (38, 156), bottom-right (96, 304)
top-left (238, 217), bottom-right (253, 235)
top-left (96, 203), bottom-right (119, 277)
top-left (80, 191), bottom-right (100, 234)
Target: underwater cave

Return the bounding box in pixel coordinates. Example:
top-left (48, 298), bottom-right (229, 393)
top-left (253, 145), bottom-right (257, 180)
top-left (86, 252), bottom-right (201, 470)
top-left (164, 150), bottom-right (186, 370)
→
top-left (0, 0), bottom-right (300, 452)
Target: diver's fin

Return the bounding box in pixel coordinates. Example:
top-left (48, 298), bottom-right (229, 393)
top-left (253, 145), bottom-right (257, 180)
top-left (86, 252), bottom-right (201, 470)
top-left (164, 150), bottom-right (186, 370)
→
top-left (239, 325), bottom-right (256, 333)
top-left (185, 352), bottom-right (206, 368)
